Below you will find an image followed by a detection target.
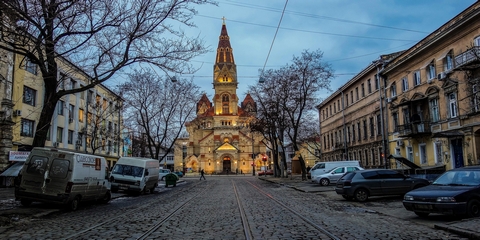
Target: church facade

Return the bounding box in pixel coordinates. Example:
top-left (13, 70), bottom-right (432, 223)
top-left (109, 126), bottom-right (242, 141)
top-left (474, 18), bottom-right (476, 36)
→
top-left (173, 21), bottom-right (267, 175)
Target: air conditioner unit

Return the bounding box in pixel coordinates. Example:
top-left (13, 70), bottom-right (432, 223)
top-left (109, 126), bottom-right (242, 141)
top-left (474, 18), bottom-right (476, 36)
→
top-left (396, 140), bottom-right (404, 147)
top-left (437, 72), bottom-right (447, 80)
top-left (13, 110), bottom-right (22, 116)
top-left (53, 142), bottom-right (60, 148)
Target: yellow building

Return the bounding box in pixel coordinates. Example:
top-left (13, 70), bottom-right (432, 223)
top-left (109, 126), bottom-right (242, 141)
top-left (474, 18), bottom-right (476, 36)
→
top-left (383, 1), bottom-right (480, 171)
top-left (9, 54), bottom-right (123, 168)
top-left (174, 21), bottom-right (266, 175)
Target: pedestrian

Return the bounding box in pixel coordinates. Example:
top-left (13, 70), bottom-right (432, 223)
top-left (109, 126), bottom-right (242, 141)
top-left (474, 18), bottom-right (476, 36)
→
top-left (240, 169), bottom-right (244, 175)
top-left (200, 169), bottom-right (206, 180)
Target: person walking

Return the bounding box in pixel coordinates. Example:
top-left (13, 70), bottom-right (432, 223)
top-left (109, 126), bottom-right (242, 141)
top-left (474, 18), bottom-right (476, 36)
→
top-left (200, 169), bottom-right (206, 180)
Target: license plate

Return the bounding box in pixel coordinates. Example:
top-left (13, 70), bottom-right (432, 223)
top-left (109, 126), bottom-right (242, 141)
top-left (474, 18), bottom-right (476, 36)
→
top-left (415, 204), bottom-right (432, 210)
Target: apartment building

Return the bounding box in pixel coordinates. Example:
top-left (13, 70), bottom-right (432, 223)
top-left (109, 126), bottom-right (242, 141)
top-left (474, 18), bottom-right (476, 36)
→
top-left (10, 54), bottom-right (123, 169)
top-left (383, 2), bottom-right (480, 171)
top-left (317, 53), bottom-right (399, 169)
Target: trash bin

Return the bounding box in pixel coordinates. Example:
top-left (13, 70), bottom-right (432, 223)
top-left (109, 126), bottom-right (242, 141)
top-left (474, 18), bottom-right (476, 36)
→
top-left (165, 173), bottom-right (179, 187)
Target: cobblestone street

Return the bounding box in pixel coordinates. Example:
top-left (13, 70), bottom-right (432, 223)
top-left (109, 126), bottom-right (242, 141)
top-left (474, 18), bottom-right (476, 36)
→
top-left (0, 176), bottom-right (474, 239)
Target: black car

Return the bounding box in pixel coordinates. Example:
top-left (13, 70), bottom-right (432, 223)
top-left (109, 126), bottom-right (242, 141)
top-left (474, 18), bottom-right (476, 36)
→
top-left (403, 166), bottom-right (480, 218)
top-left (335, 169), bottom-right (430, 202)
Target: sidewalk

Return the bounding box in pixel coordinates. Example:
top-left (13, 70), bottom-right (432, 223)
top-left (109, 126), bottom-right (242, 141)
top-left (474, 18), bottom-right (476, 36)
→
top-left (259, 175), bottom-right (480, 239)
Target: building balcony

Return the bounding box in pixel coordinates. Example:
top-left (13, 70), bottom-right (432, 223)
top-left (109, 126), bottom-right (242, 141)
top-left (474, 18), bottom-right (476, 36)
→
top-left (395, 121), bottom-right (432, 138)
top-left (455, 46), bottom-right (480, 70)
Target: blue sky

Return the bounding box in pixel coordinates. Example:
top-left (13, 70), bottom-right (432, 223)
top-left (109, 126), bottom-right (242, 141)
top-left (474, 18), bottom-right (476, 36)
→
top-left (111, 0), bottom-right (477, 101)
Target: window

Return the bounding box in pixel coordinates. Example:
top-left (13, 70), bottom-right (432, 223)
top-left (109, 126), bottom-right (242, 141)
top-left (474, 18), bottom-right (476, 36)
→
top-left (357, 122), bottom-right (361, 141)
top-left (68, 130), bottom-right (73, 144)
top-left (333, 103), bottom-right (336, 113)
top-left (402, 108), bottom-right (410, 125)
top-left (347, 126), bottom-right (351, 143)
top-left (345, 94), bottom-right (349, 106)
top-left (448, 93), bottom-right (458, 118)
top-left (434, 141), bottom-right (443, 164)
top-left (350, 91), bottom-right (353, 103)
top-left (70, 80), bottom-right (76, 90)
top-left (376, 114), bottom-right (381, 136)
top-left (222, 94), bottom-right (229, 102)
top-left (475, 36), bottom-right (480, 46)
top-left (21, 119), bottom-right (35, 137)
top-left (57, 100), bottom-right (64, 115)
top-left (390, 83), bottom-right (397, 97)
top-left (413, 71), bottom-right (421, 86)
top-left (392, 112), bottom-right (399, 132)
top-left (69, 104), bottom-right (75, 120)
top-left (407, 146), bottom-right (414, 162)
top-left (222, 104), bottom-right (229, 114)
top-left (23, 86), bottom-right (36, 106)
top-left (369, 117), bottom-right (374, 137)
top-left (427, 62), bottom-right (436, 80)
top-left (57, 127), bottom-right (63, 142)
top-left (363, 120), bottom-right (367, 139)
top-left (367, 79), bottom-right (372, 94)
top-left (25, 58), bottom-right (37, 75)
top-left (474, 85), bottom-right (480, 112)
top-left (361, 83), bottom-right (365, 97)
top-left (355, 87), bottom-right (359, 100)
top-left (444, 52), bottom-right (453, 71)
top-left (375, 74), bottom-right (379, 90)
top-left (401, 77), bottom-right (408, 92)
top-left (329, 105), bottom-right (332, 115)
top-left (352, 124), bottom-right (356, 142)
top-left (429, 98), bottom-right (440, 122)
top-left (337, 99), bottom-right (340, 111)
top-left (79, 108), bottom-right (84, 122)
top-left (419, 144), bottom-right (427, 164)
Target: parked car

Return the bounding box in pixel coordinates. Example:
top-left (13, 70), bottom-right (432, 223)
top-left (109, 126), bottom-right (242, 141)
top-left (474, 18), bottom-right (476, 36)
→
top-left (257, 169), bottom-right (274, 176)
top-left (335, 169), bottom-right (429, 202)
top-left (173, 171), bottom-right (184, 178)
top-left (403, 166), bottom-right (480, 218)
top-left (312, 166), bottom-right (364, 186)
top-left (158, 169), bottom-right (171, 181)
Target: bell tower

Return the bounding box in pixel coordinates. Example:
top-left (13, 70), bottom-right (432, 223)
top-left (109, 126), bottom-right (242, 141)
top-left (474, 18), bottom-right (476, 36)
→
top-left (213, 18), bottom-right (238, 115)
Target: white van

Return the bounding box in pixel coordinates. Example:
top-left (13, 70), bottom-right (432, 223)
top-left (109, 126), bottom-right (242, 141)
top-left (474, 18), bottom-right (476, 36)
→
top-left (15, 147), bottom-right (111, 211)
top-left (110, 157), bottom-right (159, 194)
top-left (309, 161), bottom-right (361, 182)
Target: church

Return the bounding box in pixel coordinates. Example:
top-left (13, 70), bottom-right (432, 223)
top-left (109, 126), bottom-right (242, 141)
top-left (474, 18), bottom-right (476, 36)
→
top-left (173, 20), bottom-right (267, 175)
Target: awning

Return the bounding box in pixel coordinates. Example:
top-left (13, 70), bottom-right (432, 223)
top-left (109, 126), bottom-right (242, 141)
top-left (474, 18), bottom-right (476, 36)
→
top-left (0, 162), bottom-right (24, 177)
top-left (388, 154), bottom-right (421, 169)
top-left (432, 131), bottom-right (464, 138)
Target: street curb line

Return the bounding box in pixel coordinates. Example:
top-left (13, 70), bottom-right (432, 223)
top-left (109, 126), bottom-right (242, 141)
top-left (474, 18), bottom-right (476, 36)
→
top-left (434, 223), bottom-right (480, 239)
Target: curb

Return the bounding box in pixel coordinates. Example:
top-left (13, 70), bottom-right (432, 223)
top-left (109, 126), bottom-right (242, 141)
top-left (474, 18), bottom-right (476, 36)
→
top-left (434, 223), bottom-right (480, 239)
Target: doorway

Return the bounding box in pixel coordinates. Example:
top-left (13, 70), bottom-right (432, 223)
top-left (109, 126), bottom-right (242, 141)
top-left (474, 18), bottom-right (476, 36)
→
top-left (223, 156), bottom-right (231, 173)
top-left (451, 138), bottom-right (464, 168)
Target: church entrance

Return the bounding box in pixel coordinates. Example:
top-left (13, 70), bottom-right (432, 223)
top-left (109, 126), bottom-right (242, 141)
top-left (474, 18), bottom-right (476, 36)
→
top-left (223, 156), bottom-right (232, 174)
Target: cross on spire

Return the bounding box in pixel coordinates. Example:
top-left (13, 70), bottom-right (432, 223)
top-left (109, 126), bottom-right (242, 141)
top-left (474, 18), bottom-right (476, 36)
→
top-left (222, 16), bottom-right (226, 25)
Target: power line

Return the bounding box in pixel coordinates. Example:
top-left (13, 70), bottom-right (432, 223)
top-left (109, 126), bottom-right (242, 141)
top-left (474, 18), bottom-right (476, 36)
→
top-left (261, 0), bottom-right (288, 76)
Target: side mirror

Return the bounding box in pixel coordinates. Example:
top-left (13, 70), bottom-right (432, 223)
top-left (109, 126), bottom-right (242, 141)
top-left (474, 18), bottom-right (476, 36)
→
top-left (145, 170), bottom-right (149, 176)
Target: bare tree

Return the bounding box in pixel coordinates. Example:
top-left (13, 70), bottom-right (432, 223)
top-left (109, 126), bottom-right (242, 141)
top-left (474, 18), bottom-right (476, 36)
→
top-left (250, 49), bottom-right (333, 180)
top-left (119, 69), bottom-right (200, 162)
top-left (82, 100), bottom-right (120, 155)
top-left (0, 0), bottom-right (214, 147)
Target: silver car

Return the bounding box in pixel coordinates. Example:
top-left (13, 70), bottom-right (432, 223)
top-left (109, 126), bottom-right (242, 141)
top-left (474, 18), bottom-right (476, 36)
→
top-left (158, 169), bottom-right (171, 181)
top-left (312, 166), bottom-right (364, 186)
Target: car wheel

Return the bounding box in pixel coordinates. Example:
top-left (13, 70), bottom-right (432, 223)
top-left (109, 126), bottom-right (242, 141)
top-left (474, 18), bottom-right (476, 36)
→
top-left (320, 178), bottom-right (330, 186)
top-left (20, 199), bottom-right (32, 207)
top-left (467, 199), bottom-right (480, 218)
top-left (69, 196), bottom-right (80, 211)
top-left (100, 191), bottom-right (111, 204)
top-left (342, 195), bottom-right (353, 201)
top-left (354, 188), bottom-right (369, 202)
top-left (414, 212), bottom-right (430, 218)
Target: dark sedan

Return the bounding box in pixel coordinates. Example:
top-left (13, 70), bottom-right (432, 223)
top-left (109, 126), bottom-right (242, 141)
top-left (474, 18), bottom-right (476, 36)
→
top-left (335, 169), bottom-right (430, 202)
top-left (403, 166), bottom-right (480, 218)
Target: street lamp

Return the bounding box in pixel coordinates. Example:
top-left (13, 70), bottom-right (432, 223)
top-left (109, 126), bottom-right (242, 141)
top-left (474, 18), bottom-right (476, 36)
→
top-left (182, 142), bottom-right (187, 174)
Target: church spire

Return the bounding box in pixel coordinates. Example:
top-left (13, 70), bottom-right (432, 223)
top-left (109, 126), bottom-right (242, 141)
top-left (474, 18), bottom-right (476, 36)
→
top-left (216, 18), bottom-right (234, 65)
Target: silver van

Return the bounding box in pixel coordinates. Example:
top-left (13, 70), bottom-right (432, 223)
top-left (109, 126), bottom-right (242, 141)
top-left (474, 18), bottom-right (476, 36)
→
top-left (15, 148), bottom-right (111, 211)
top-left (309, 161), bottom-right (361, 181)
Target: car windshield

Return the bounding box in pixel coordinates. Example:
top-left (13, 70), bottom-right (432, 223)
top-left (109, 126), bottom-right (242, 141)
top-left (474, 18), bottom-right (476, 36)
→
top-left (112, 164), bottom-right (144, 177)
top-left (433, 170), bottom-right (480, 186)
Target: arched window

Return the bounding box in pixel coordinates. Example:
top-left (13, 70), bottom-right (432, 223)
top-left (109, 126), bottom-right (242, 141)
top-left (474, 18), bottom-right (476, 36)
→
top-left (222, 104), bottom-right (229, 114)
top-left (222, 94), bottom-right (229, 102)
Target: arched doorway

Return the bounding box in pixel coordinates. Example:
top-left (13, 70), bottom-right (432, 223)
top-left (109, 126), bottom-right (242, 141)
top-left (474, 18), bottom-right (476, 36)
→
top-left (223, 156), bottom-right (232, 174)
